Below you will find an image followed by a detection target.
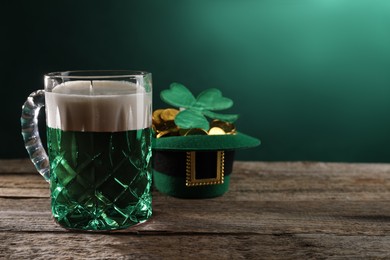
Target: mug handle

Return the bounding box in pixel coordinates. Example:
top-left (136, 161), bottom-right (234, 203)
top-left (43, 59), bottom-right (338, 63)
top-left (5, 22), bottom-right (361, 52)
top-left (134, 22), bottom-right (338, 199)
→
top-left (21, 90), bottom-right (50, 182)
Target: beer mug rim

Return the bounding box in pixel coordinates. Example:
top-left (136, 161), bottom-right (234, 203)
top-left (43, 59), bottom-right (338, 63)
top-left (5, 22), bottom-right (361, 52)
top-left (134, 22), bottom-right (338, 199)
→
top-left (45, 70), bottom-right (151, 80)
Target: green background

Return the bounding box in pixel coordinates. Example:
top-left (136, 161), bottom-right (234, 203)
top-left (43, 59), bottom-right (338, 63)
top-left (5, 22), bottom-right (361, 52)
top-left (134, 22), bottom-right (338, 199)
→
top-left (3, 0), bottom-right (390, 162)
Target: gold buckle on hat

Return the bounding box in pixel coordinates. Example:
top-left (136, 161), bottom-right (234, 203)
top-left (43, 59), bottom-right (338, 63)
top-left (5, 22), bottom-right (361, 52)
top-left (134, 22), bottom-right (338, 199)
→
top-left (185, 151), bottom-right (225, 186)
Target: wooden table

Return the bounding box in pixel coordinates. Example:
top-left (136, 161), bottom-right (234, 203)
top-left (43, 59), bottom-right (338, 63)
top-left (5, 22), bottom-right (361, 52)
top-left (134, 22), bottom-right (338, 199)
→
top-left (1, 159), bottom-right (390, 259)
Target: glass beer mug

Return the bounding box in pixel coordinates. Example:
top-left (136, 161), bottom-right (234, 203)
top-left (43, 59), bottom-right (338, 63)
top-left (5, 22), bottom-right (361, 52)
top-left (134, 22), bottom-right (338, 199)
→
top-left (21, 71), bottom-right (153, 231)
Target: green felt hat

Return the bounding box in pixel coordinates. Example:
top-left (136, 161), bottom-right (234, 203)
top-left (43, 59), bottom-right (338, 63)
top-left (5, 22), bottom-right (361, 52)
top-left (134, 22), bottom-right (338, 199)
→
top-left (152, 133), bottom-right (260, 198)
top-left (151, 82), bottom-right (261, 198)
top-left (153, 132), bottom-right (260, 151)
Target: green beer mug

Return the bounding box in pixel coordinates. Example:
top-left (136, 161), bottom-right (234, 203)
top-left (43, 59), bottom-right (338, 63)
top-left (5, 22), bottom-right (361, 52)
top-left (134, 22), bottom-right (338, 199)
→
top-left (21, 70), bottom-right (153, 231)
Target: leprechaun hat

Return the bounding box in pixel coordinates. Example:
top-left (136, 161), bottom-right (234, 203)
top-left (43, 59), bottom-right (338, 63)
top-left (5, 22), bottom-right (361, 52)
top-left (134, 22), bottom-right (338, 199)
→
top-left (152, 133), bottom-right (260, 198)
top-left (151, 83), bottom-right (260, 199)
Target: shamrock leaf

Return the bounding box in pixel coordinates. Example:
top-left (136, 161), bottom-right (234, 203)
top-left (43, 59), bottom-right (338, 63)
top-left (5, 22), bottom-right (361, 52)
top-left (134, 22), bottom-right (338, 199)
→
top-left (194, 88), bottom-right (233, 111)
top-left (160, 83), bottom-right (239, 130)
top-left (202, 110), bottom-right (238, 123)
top-left (174, 109), bottom-right (209, 130)
top-left (160, 82), bottom-right (196, 108)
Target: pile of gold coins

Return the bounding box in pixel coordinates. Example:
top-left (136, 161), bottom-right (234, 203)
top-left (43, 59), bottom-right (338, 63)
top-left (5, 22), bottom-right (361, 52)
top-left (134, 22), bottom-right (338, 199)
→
top-left (152, 108), bottom-right (236, 138)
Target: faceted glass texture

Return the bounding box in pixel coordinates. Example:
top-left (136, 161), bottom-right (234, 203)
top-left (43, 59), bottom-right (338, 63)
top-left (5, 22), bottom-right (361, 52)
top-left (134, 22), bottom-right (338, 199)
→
top-left (48, 127), bottom-right (152, 230)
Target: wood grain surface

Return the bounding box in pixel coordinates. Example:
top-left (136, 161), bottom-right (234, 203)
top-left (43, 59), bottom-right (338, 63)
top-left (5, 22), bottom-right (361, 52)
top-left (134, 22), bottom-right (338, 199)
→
top-left (1, 159), bottom-right (390, 259)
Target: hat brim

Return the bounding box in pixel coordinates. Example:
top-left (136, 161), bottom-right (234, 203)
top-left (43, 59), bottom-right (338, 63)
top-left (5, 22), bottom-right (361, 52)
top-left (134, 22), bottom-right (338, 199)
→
top-left (152, 132), bottom-right (260, 151)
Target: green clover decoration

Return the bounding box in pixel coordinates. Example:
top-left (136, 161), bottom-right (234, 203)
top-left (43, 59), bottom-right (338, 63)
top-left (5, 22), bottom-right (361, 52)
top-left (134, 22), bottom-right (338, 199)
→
top-left (160, 83), bottom-right (239, 130)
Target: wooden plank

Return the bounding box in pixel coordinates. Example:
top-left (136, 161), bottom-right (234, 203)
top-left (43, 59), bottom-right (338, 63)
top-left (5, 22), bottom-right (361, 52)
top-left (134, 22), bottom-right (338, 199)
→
top-left (2, 196), bottom-right (390, 236)
top-left (1, 159), bottom-right (390, 258)
top-left (229, 161), bottom-right (390, 201)
top-left (2, 160), bottom-right (390, 201)
top-left (0, 170), bottom-right (49, 198)
top-left (1, 231), bottom-right (390, 259)
top-left (5, 158), bottom-right (390, 175)
top-left (0, 159), bottom-right (36, 174)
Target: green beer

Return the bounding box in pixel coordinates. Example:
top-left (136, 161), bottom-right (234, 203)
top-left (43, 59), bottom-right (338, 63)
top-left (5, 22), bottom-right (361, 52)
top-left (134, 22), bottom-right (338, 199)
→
top-left (47, 127), bottom-right (152, 230)
top-left (45, 79), bottom-right (153, 230)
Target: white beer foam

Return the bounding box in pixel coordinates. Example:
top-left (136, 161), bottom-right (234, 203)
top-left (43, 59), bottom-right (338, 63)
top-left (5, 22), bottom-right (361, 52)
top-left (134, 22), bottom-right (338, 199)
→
top-left (45, 80), bottom-right (152, 132)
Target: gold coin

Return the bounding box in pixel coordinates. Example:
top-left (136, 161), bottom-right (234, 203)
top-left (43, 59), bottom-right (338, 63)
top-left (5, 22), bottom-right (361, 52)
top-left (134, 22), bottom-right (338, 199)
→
top-left (183, 128), bottom-right (208, 136)
top-left (156, 130), bottom-right (171, 138)
top-left (210, 120), bottom-right (236, 134)
top-left (208, 127), bottom-right (226, 135)
top-left (160, 108), bottom-right (179, 121)
top-left (152, 109), bottom-right (165, 125)
top-left (157, 128), bottom-right (180, 138)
